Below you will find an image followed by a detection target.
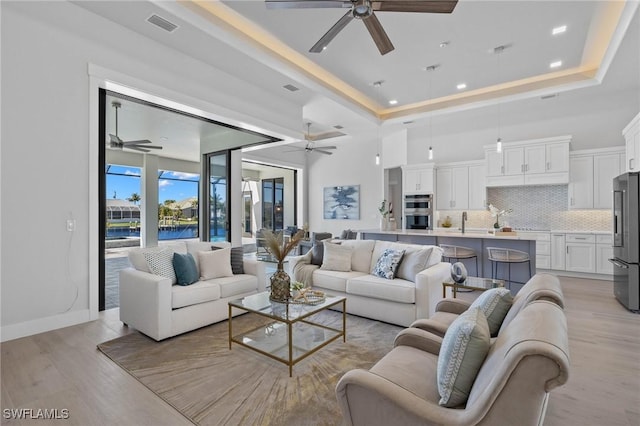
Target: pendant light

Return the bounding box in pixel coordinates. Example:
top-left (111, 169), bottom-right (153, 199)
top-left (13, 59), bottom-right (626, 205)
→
top-left (495, 45), bottom-right (506, 153)
top-left (374, 80), bottom-right (383, 166)
top-left (425, 64), bottom-right (438, 160)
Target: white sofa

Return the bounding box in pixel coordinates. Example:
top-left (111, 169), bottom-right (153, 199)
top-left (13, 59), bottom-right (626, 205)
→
top-left (119, 241), bottom-right (266, 341)
top-left (288, 240), bottom-right (450, 327)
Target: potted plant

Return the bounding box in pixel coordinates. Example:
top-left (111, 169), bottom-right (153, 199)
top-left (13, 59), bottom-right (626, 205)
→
top-left (262, 229), bottom-right (305, 301)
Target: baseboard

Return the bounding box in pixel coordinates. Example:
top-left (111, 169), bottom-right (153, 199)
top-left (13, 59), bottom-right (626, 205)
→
top-left (537, 269), bottom-right (613, 281)
top-left (1, 309), bottom-right (91, 342)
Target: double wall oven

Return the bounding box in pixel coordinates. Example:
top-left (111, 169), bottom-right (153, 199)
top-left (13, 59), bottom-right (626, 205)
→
top-left (404, 194), bottom-right (433, 230)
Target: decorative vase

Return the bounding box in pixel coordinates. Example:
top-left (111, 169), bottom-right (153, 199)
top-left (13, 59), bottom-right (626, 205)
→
top-left (493, 219), bottom-right (500, 229)
top-left (380, 217), bottom-right (388, 231)
top-left (270, 262), bottom-right (291, 302)
top-left (450, 262), bottom-right (468, 284)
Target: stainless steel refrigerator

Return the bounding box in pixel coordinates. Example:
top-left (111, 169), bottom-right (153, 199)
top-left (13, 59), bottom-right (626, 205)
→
top-left (610, 172), bottom-right (639, 312)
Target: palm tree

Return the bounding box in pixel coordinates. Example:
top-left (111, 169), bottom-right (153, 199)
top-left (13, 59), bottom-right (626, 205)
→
top-left (127, 193), bottom-right (141, 205)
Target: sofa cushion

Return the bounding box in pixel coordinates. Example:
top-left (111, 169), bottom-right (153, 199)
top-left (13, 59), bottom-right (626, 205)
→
top-left (372, 249), bottom-right (405, 279)
top-left (198, 249), bottom-right (234, 280)
top-left (347, 275), bottom-right (415, 304)
top-left (437, 307), bottom-right (490, 408)
top-left (340, 240), bottom-right (376, 273)
top-left (172, 252), bottom-right (199, 286)
top-left (215, 274), bottom-right (258, 298)
top-left (171, 280), bottom-right (221, 309)
top-left (396, 247), bottom-right (433, 282)
top-left (143, 248), bottom-right (177, 284)
top-left (312, 269), bottom-right (367, 293)
top-left (469, 287), bottom-right (513, 337)
top-left (320, 243), bottom-right (353, 272)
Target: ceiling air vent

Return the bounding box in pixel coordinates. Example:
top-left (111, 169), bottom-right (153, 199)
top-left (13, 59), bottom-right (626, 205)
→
top-left (283, 84), bottom-right (300, 92)
top-left (147, 14), bottom-right (178, 33)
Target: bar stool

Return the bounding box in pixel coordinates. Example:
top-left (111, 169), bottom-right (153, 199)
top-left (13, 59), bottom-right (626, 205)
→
top-left (486, 247), bottom-right (532, 289)
top-left (440, 244), bottom-right (479, 276)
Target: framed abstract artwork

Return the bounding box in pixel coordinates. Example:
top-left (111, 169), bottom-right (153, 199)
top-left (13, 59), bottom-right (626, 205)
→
top-left (323, 185), bottom-right (360, 220)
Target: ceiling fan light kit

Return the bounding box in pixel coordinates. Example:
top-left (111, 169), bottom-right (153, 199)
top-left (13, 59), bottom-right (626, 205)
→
top-left (267, 0), bottom-right (458, 55)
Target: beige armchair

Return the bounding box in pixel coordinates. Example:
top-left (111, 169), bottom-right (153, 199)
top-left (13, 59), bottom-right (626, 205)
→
top-left (410, 273), bottom-right (565, 338)
top-left (336, 300), bottom-right (570, 426)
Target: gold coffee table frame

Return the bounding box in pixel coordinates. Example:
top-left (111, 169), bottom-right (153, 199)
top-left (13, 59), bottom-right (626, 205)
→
top-left (228, 292), bottom-right (346, 377)
top-left (442, 276), bottom-right (505, 298)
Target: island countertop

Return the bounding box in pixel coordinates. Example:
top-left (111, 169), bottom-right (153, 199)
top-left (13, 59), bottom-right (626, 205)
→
top-left (358, 228), bottom-right (537, 241)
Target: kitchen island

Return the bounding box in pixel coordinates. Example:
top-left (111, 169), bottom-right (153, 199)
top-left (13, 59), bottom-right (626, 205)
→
top-left (359, 229), bottom-right (536, 287)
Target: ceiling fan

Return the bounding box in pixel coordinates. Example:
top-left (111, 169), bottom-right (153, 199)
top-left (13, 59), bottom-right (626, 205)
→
top-left (287, 123), bottom-right (342, 155)
top-left (265, 0), bottom-right (458, 55)
top-left (109, 101), bottom-right (163, 153)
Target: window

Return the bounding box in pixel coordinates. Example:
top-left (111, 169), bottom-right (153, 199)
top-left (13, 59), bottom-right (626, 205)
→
top-left (262, 177), bottom-right (284, 231)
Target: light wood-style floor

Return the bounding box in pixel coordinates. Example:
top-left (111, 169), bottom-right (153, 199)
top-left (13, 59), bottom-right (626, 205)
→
top-left (1, 276), bottom-right (638, 425)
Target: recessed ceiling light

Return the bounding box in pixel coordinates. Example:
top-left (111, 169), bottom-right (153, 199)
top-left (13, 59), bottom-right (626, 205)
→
top-left (456, 83), bottom-right (467, 90)
top-left (550, 60), bottom-right (562, 69)
top-left (552, 25), bottom-right (567, 35)
top-left (389, 99), bottom-right (398, 105)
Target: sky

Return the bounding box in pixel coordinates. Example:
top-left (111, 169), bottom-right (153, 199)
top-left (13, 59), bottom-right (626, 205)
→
top-left (107, 165), bottom-right (199, 204)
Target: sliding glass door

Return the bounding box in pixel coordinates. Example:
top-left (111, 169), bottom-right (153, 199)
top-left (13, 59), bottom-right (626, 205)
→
top-left (205, 151), bottom-right (230, 242)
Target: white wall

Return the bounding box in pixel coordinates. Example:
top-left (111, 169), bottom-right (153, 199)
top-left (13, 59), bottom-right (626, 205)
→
top-left (0, 1), bottom-right (300, 340)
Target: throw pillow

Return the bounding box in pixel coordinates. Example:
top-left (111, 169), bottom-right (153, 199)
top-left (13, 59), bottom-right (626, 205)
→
top-left (311, 240), bottom-right (341, 266)
top-left (437, 307), bottom-right (490, 408)
top-left (212, 246), bottom-right (245, 275)
top-left (372, 249), bottom-right (405, 280)
top-left (143, 248), bottom-right (177, 284)
top-left (320, 243), bottom-right (353, 272)
top-left (469, 287), bottom-right (514, 337)
top-left (395, 247), bottom-right (433, 282)
top-left (198, 248), bottom-right (234, 280)
top-left (172, 252), bottom-right (199, 286)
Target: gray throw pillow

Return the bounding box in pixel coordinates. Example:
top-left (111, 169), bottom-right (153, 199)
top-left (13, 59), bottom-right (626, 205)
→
top-left (469, 288), bottom-right (513, 337)
top-left (437, 307), bottom-right (490, 407)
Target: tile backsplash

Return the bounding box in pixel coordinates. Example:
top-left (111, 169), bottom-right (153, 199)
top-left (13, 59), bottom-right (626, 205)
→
top-left (435, 185), bottom-right (612, 232)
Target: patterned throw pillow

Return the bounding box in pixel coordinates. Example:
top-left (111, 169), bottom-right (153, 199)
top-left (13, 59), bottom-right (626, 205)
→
top-left (143, 248), bottom-right (177, 284)
top-left (437, 307), bottom-right (490, 407)
top-left (371, 249), bottom-right (405, 280)
top-left (172, 252), bottom-right (199, 286)
top-left (469, 287), bottom-right (513, 337)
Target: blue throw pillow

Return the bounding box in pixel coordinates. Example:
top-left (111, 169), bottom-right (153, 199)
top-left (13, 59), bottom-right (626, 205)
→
top-left (372, 249), bottom-right (405, 280)
top-left (173, 252), bottom-right (199, 286)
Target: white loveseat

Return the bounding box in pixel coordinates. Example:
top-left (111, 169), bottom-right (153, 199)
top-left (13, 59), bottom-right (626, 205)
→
top-left (288, 240), bottom-right (450, 327)
top-left (119, 241), bottom-right (266, 341)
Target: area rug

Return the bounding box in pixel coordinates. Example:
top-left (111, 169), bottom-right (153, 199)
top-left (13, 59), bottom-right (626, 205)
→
top-left (97, 311), bottom-right (402, 426)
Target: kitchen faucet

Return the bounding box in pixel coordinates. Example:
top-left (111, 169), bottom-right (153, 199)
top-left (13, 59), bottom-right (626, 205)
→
top-left (461, 211), bottom-right (468, 233)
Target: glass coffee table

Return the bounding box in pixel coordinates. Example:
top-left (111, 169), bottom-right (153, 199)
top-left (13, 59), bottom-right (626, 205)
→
top-left (228, 291), bottom-right (346, 377)
top-left (442, 277), bottom-right (505, 298)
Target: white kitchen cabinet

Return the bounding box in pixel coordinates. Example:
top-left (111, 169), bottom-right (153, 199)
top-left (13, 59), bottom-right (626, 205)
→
top-left (485, 135), bottom-right (570, 187)
top-left (403, 164), bottom-right (435, 194)
top-left (569, 148), bottom-right (624, 210)
top-left (520, 232), bottom-right (551, 269)
top-left (596, 234), bottom-right (614, 275)
top-left (551, 233), bottom-right (566, 270)
top-left (594, 152), bottom-right (624, 209)
top-left (569, 156), bottom-right (594, 209)
top-left (436, 166), bottom-right (469, 210)
top-left (565, 234), bottom-right (596, 273)
top-left (623, 112), bottom-right (640, 172)
top-left (468, 163), bottom-right (487, 210)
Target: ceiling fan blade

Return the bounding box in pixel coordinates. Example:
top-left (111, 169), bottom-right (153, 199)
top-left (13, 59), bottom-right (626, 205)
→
top-left (266, 0), bottom-right (350, 9)
top-left (309, 131), bottom-right (345, 141)
top-left (122, 139), bottom-right (153, 145)
top-left (109, 134), bottom-right (123, 144)
top-left (372, 0), bottom-right (458, 13)
top-left (310, 10), bottom-right (354, 53)
top-left (130, 144), bottom-right (163, 150)
top-left (313, 149), bottom-right (334, 155)
top-left (363, 12), bottom-right (394, 55)
top-left (127, 146), bottom-right (151, 153)
top-left (316, 145), bottom-right (337, 150)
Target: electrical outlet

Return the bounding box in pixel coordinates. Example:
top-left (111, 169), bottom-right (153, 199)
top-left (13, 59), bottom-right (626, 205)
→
top-left (66, 219), bottom-right (76, 232)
